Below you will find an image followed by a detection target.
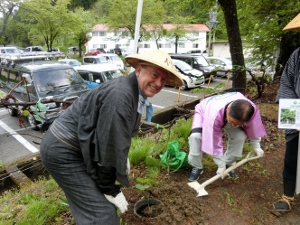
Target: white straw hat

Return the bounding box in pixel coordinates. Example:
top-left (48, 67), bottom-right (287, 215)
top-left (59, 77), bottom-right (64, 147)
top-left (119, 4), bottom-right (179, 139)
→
top-left (125, 50), bottom-right (183, 87)
top-left (283, 13), bottom-right (300, 31)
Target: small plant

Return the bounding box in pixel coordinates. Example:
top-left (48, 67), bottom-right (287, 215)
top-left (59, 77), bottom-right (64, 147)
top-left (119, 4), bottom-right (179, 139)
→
top-left (224, 191), bottom-right (235, 207)
top-left (0, 160), bottom-right (5, 169)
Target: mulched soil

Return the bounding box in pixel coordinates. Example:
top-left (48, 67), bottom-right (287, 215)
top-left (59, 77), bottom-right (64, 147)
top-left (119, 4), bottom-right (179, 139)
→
top-left (118, 81), bottom-right (300, 225)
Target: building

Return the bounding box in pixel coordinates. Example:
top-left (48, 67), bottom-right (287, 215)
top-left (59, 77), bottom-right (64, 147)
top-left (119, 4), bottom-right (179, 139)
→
top-left (86, 24), bottom-right (209, 54)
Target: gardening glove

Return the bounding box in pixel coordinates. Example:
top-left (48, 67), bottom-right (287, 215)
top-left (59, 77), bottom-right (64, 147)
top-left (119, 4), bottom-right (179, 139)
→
top-left (127, 157), bottom-right (130, 175)
top-left (254, 148), bottom-right (264, 157)
top-left (216, 167), bottom-right (226, 179)
top-left (104, 191), bottom-right (128, 213)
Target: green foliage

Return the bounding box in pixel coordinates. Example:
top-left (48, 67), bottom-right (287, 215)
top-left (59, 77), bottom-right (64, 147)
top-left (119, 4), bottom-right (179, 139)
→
top-left (17, 0), bottom-right (79, 50)
top-left (105, 0), bottom-right (165, 39)
top-left (224, 191), bottom-right (235, 207)
top-left (0, 160), bottom-right (4, 169)
top-left (0, 177), bottom-right (68, 225)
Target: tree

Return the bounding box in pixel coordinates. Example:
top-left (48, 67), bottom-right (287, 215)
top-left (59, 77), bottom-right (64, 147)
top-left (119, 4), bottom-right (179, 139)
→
top-left (70, 8), bottom-right (96, 57)
top-left (69, 0), bottom-right (98, 10)
top-left (17, 0), bottom-right (78, 51)
top-left (105, 0), bottom-right (165, 44)
top-left (236, 0), bottom-right (300, 79)
top-left (0, 0), bottom-right (21, 44)
top-left (218, 0), bottom-right (246, 93)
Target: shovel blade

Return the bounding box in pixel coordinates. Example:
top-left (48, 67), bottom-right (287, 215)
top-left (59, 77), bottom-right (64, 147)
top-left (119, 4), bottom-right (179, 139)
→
top-left (188, 181), bottom-right (209, 197)
top-left (188, 181), bottom-right (201, 190)
top-left (196, 188), bottom-right (208, 197)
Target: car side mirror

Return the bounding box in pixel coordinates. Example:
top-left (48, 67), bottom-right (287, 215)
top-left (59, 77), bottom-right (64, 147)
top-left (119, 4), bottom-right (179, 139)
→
top-left (95, 79), bottom-right (101, 84)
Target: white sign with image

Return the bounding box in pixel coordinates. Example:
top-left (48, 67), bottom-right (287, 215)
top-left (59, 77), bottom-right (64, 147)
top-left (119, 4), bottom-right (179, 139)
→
top-left (278, 99), bottom-right (300, 129)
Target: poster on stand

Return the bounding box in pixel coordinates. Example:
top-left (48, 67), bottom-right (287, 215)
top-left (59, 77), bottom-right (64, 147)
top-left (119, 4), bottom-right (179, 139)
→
top-left (278, 99), bottom-right (300, 129)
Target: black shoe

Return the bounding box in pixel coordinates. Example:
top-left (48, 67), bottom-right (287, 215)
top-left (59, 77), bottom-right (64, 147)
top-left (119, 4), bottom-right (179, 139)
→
top-left (188, 168), bottom-right (203, 181)
top-left (226, 165), bottom-right (239, 179)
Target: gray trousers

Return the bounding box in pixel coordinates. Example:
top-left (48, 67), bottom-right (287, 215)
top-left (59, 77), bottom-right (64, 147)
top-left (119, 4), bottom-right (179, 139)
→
top-left (188, 123), bottom-right (248, 169)
top-left (40, 130), bottom-right (120, 225)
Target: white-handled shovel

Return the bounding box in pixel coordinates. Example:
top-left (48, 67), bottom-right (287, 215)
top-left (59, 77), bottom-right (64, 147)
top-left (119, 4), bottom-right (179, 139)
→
top-left (188, 152), bottom-right (262, 197)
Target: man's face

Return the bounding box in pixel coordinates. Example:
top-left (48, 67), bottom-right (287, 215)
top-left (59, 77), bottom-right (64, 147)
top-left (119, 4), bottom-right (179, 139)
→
top-left (136, 64), bottom-right (168, 97)
top-left (226, 106), bottom-right (244, 128)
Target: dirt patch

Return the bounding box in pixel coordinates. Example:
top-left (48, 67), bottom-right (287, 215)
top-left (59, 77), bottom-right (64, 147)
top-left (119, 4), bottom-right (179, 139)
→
top-left (118, 81), bottom-right (300, 225)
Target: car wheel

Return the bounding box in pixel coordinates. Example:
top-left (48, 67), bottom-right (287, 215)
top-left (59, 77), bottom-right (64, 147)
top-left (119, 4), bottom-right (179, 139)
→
top-left (8, 107), bottom-right (18, 116)
top-left (180, 81), bottom-right (188, 90)
top-left (7, 98), bottom-right (18, 116)
top-left (27, 114), bottom-right (40, 130)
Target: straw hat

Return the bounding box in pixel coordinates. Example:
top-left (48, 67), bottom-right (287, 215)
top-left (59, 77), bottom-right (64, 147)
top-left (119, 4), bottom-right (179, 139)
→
top-left (125, 50), bottom-right (183, 87)
top-left (283, 13), bottom-right (300, 31)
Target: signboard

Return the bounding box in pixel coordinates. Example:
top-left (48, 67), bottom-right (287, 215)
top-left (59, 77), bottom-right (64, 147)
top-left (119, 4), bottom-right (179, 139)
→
top-left (278, 98), bottom-right (300, 194)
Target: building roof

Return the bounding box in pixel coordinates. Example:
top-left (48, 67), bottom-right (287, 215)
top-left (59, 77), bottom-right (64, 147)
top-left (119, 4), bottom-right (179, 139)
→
top-left (92, 23), bottom-right (209, 32)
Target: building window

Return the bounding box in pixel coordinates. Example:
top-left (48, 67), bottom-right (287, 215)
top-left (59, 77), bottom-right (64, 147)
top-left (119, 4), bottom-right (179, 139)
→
top-left (178, 43), bottom-right (185, 48)
top-left (92, 31), bottom-right (106, 37)
top-left (192, 43), bottom-right (199, 48)
top-left (144, 43), bottom-right (150, 48)
top-left (192, 32), bottom-right (199, 36)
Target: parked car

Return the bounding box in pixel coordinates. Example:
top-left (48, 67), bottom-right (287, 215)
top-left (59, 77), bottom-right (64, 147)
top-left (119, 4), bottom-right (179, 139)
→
top-left (171, 59), bottom-right (205, 90)
top-left (85, 48), bottom-right (106, 56)
top-left (0, 56), bottom-right (89, 129)
top-left (58, 59), bottom-right (82, 67)
top-left (74, 64), bottom-right (123, 89)
top-left (170, 54), bottom-right (215, 82)
top-left (83, 53), bottom-right (125, 70)
top-left (22, 46), bottom-right (45, 56)
top-left (67, 46), bottom-right (80, 56)
top-left (186, 49), bottom-right (208, 57)
top-left (206, 56), bottom-right (233, 78)
top-left (0, 46), bottom-right (20, 55)
top-left (48, 47), bottom-right (65, 58)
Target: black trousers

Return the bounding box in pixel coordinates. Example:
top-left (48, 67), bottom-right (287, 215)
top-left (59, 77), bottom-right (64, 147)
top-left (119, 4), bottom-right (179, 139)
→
top-left (283, 135), bottom-right (298, 196)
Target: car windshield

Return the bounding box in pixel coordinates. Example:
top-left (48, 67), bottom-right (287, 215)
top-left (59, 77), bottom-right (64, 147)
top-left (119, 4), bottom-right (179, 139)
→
top-left (173, 60), bottom-right (193, 71)
top-left (5, 48), bottom-right (19, 54)
top-left (32, 68), bottom-right (85, 96)
top-left (194, 56), bottom-right (210, 66)
top-left (103, 70), bottom-right (123, 80)
top-left (69, 60), bottom-right (81, 66)
top-left (110, 55), bottom-right (122, 62)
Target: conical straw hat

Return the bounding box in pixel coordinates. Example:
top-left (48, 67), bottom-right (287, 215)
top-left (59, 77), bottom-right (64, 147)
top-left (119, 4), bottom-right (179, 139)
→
top-left (125, 50), bottom-right (183, 87)
top-left (283, 13), bottom-right (300, 31)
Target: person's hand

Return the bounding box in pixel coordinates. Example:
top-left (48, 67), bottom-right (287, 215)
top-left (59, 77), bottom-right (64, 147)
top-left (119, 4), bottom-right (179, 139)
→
top-left (216, 167), bottom-right (226, 179)
top-left (254, 148), bottom-right (264, 157)
top-left (127, 157), bottom-right (130, 175)
top-left (105, 191), bottom-right (128, 213)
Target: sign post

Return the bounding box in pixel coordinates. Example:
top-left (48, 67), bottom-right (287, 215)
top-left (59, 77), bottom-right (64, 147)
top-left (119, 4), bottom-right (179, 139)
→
top-left (278, 99), bottom-right (300, 194)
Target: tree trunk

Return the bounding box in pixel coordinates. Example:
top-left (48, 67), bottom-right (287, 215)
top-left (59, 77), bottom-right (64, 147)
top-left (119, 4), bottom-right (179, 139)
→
top-left (218, 0), bottom-right (246, 94)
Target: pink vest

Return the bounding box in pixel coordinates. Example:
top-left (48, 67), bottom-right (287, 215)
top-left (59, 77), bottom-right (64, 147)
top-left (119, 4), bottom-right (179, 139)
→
top-left (191, 92), bottom-right (267, 156)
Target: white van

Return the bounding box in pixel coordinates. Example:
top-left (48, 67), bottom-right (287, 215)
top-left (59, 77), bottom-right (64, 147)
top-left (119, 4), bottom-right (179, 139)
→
top-left (74, 64), bottom-right (123, 89)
